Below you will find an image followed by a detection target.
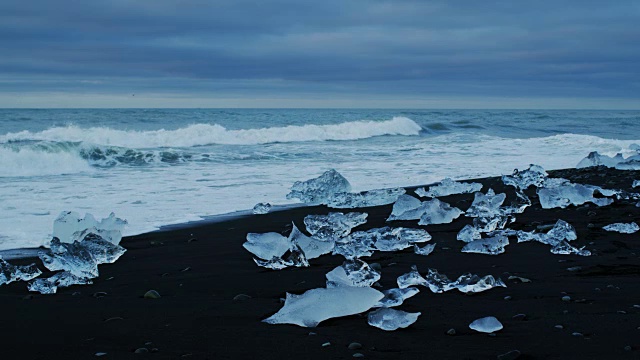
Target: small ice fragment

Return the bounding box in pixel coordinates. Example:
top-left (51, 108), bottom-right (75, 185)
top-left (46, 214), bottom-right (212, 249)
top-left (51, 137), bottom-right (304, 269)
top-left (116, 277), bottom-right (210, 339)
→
top-left (415, 178), bottom-right (483, 198)
top-left (466, 189), bottom-right (506, 218)
top-left (538, 182), bottom-right (615, 209)
top-left (304, 212), bottom-right (367, 240)
top-left (77, 233), bottom-right (127, 264)
top-left (633, 180), bottom-right (640, 188)
top-left (461, 235), bottom-right (509, 255)
top-left (375, 287), bottom-right (420, 308)
top-left (502, 164), bottom-right (548, 190)
top-left (469, 316), bottom-right (503, 333)
top-left (397, 265), bottom-right (428, 289)
top-left (326, 259), bottom-right (381, 288)
top-left (454, 274), bottom-right (506, 294)
top-left (286, 169), bottom-right (352, 205)
top-left (253, 257), bottom-right (292, 270)
top-left (603, 222), bottom-right (639, 234)
top-left (243, 232), bottom-right (290, 260)
top-left (423, 268), bottom-right (456, 293)
top-left (547, 219), bottom-right (578, 243)
top-left (0, 256), bottom-right (42, 286)
top-left (550, 241), bottom-right (591, 256)
top-left (39, 238), bottom-right (99, 278)
top-left (252, 202), bottom-right (272, 214)
top-left (387, 194), bottom-right (424, 221)
top-left (27, 271), bottom-right (92, 294)
top-left (289, 223), bottom-right (334, 260)
top-left (332, 240), bottom-right (374, 260)
top-left (457, 225), bottom-right (482, 243)
top-left (576, 151), bottom-right (623, 168)
top-left (367, 308), bottom-right (420, 331)
top-left (327, 188), bottom-right (406, 209)
top-left (418, 199), bottom-right (463, 225)
top-left (263, 286), bottom-right (384, 327)
top-left (414, 243), bottom-right (435, 256)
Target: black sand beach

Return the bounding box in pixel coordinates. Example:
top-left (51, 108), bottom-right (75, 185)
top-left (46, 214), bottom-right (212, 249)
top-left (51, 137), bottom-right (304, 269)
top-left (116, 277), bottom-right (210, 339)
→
top-left (1, 167), bottom-right (639, 359)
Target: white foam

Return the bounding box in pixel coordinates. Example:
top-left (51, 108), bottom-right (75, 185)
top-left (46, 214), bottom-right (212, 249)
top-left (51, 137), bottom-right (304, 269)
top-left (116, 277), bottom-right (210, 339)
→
top-left (0, 117), bottom-right (422, 148)
top-left (0, 147), bottom-right (92, 177)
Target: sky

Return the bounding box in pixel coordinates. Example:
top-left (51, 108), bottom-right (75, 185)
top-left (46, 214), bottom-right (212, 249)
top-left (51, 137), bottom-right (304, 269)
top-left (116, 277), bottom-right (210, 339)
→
top-left (0, 0), bottom-right (639, 108)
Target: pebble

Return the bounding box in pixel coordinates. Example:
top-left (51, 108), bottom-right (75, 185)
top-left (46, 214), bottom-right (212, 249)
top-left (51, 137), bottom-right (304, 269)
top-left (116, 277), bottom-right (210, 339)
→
top-left (587, 223), bottom-right (595, 229)
top-left (353, 353), bottom-right (365, 358)
top-left (348, 342), bottom-right (362, 350)
top-left (572, 332), bottom-right (584, 337)
top-left (594, 288), bottom-right (601, 291)
top-left (497, 349), bottom-right (522, 360)
top-left (134, 348), bottom-right (149, 354)
top-left (617, 310), bottom-right (627, 314)
top-left (233, 294), bottom-right (251, 301)
top-left (104, 317), bottom-right (124, 322)
top-left (145, 342), bottom-right (153, 346)
top-left (504, 296), bottom-right (512, 301)
top-left (554, 325), bottom-right (563, 329)
top-left (143, 290), bottom-right (161, 299)
top-left (566, 266), bottom-right (582, 272)
top-left (562, 296), bottom-right (571, 302)
top-left (322, 342), bottom-right (331, 347)
top-left (95, 353), bottom-right (107, 357)
top-left (633, 305), bottom-right (640, 308)
top-left (446, 328), bottom-right (456, 336)
top-left (308, 332), bottom-right (317, 336)
top-left (93, 292), bottom-right (108, 298)
top-left (512, 314), bottom-right (527, 321)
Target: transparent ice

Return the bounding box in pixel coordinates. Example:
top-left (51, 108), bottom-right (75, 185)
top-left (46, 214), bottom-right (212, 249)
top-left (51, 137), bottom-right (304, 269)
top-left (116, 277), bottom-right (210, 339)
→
top-left (252, 202), bottom-right (272, 214)
top-left (304, 212), bottom-right (367, 240)
top-left (615, 159), bottom-right (640, 170)
top-left (332, 239), bottom-right (375, 260)
top-left (423, 268), bottom-right (457, 293)
top-left (243, 232), bottom-right (290, 260)
top-left (502, 164), bottom-right (548, 190)
top-left (517, 219), bottom-right (577, 246)
top-left (465, 189), bottom-right (507, 218)
top-left (253, 243), bottom-right (310, 270)
top-left (368, 308), bottom-right (421, 331)
top-left (286, 169), bottom-right (352, 205)
top-left (550, 241), bottom-right (591, 256)
top-left (414, 243), bottom-right (435, 256)
top-left (461, 235), bottom-right (509, 255)
top-left (77, 233), bottom-right (127, 264)
top-left (0, 256), bottom-right (42, 286)
top-left (603, 222), bottom-right (640, 234)
top-left (457, 224), bottom-right (482, 243)
top-left (53, 211), bottom-right (127, 245)
top-left (418, 199), bottom-right (464, 225)
top-left (263, 286), bottom-right (384, 327)
top-left (326, 259), bottom-right (381, 288)
top-left (395, 228), bottom-right (432, 243)
top-left (387, 194), bottom-right (424, 221)
top-left (290, 223), bottom-right (334, 260)
top-left (538, 182), bottom-right (615, 209)
top-left (415, 178), bottom-right (482, 198)
top-left (327, 188), bottom-right (406, 209)
top-left (28, 271), bottom-right (92, 295)
top-left (633, 180), bottom-right (640, 188)
top-left (39, 238), bottom-right (99, 278)
top-left (454, 274), bottom-right (506, 294)
top-left (375, 287), bottom-right (420, 308)
top-left (469, 316), bottom-right (503, 333)
top-left (576, 151), bottom-right (624, 168)
top-left (397, 265), bottom-right (428, 289)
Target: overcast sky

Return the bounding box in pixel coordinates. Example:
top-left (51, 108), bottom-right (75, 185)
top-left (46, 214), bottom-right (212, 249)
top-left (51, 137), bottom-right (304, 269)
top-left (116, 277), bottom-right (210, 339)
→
top-left (1, 1), bottom-right (638, 108)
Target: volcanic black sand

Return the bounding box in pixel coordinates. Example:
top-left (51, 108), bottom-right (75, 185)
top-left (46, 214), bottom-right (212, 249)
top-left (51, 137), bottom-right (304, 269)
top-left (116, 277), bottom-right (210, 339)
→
top-left (1, 167), bottom-right (639, 359)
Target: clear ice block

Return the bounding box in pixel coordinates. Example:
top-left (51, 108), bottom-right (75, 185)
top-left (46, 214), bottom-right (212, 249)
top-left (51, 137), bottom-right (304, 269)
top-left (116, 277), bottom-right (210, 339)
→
top-left (368, 308), bottom-right (421, 331)
top-left (415, 178), bottom-right (482, 198)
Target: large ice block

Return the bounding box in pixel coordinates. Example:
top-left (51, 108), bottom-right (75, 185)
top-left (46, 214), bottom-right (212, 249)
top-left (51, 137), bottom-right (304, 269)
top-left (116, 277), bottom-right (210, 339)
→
top-left (387, 194), bottom-right (424, 221)
top-left (603, 222), bottom-right (639, 234)
top-left (76, 233), bottom-right (127, 264)
top-left (502, 164), bottom-right (548, 190)
top-left (263, 286), bottom-right (384, 327)
top-left (243, 232), bottom-right (290, 260)
top-left (0, 257), bottom-right (42, 286)
top-left (461, 235), bottom-right (509, 255)
top-left (415, 178), bottom-right (483, 198)
top-left (304, 212), bottom-right (368, 240)
top-left (39, 238), bottom-right (99, 278)
top-left (576, 151), bottom-right (624, 168)
top-left (418, 199), bottom-right (464, 225)
top-left (326, 259), bottom-right (381, 288)
top-left (465, 189), bottom-right (506, 218)
top-left (27, 271), bottom-right (92, 295)
top-left (469, 316), bottom-right (503, 333)
top-left (286, 169), bottom-right (352, 204)
top-left (327, 188), bottom-right (406, 209)
top-left (368, 308), bottom-right (421, 331)
top-left (53, 211), bottom-right (127, 245)
top-left (375, 287), bottom-right (420, 308)
top-left (397, 265), bottom-right (428, 289)
top-left (538, 182), bottom-right (614, 209)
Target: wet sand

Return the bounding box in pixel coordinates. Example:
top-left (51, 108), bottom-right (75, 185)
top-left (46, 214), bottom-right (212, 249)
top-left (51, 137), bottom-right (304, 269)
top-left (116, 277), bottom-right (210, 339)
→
top-left (0, 167), bottom-right (639, 359)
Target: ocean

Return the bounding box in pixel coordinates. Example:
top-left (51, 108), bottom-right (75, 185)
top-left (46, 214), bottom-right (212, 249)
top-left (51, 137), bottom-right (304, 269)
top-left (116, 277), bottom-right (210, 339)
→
top-left (1, 108), bottom-right (639, 251)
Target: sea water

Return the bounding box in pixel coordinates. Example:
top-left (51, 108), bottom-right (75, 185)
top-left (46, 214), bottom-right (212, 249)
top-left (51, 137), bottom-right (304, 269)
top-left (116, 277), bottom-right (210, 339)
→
top-left (1, 108), bottom-right (639, 251)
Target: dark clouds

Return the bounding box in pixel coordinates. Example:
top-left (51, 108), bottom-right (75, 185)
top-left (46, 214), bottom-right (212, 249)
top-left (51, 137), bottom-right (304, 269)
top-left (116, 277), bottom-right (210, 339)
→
top-left (1, 0), bottom-right (639, 107)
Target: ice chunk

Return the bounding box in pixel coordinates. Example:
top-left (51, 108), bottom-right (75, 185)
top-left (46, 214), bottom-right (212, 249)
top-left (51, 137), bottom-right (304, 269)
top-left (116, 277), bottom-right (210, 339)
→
top-left (339, 227), bottom-right (428, 254)
top-left (546, 219), bottom-right (577, 242)
top-left (327, 188), bottom-right (406, 209)
top-left (454, 274), bottom-right (506, 294)
top-left (53, 211), bottom-right (127, 245)
top-left (387, 194), bottom-right (424, 221)
top-left (414, 243), bottom-right (435, 256)
top-left (75, 233), bottom-right (127, 264)
top-left (466, 189), bottom-right (506, 218)
top-left (39, 238), bottom-right (99, 278)
top-left (550, 241), bottom-right (591, 256)
top-left (375, 287), bottom-right (420, 308)
top-left (396, 228), bottom-right (432, 243)
top-left (576, 151), bottom-right (624, 168)
top-left (263, 286), bottom-right (384, 327)
top-left (469, 316), bottom-right (503, 333)
top-left (0, 256), bottom-right (42, 286)
top-left (373, 228), bottom-right (411, 252)
top-left (461, 235), bottom-right (509, 255)
top-left (415, 178), bottom-right (483, 198)
top-left (368, 308), bottom-right (420, 331)
top-left (457, 225), bottom-right (482, 243)
top-left (252, 202), bottom-right (272, 214)
top-left (332, 240), bottom-right (375, 260)
top-left (253, 243), bottom-right (310, 270)
top-left (286, 169), bottom-right (352, 204)
top-left (423, 268), bottom-right (457, 293)
top-left (633, 180), bottom-right (640, 188)
top-left (289, 223), bottom-right (334, 260)
top-left (243, 232), bottom-right (290, 260)
top-left (397, 265), bottom-right (428, 289)
top-left (304, 212), bottom-right (367, 240)
top-left (326, 259), bottom-right (381, 288)
top-left (538, 182), bottom-right (615, 209)
top-left (418, 199), bottom-right (464, 225)
top-left (502, 164), bottom-right (548, 190)
top-left (27, 271), bottom-right (92, 294)
top-left (603, 222), bottom-right (640, 234)
top-left (615, 160), bottom-right (640, 170)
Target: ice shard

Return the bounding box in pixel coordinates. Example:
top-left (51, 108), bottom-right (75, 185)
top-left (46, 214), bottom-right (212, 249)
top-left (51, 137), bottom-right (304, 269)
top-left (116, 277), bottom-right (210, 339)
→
top-left (39, 238), bottom-right (99, 278)
top-left (243, 232), bottom-right (290, 260)
top-left (304, 212), bottom-right (368, 240)
top-left (576, 151), bottom-right (624, 168)
top-left (538, 182), bottom-right (615, 209)
top-left (387, 194), bottom-right (424, 221)
top-left (632, 180), bottom-right (640, 188)
top-left (325, 259), bottom-right (381, 288)
top-left (454, 274), bottom-right (506, 294)
top-left (327, 188), bottom-right (406, 209)
top-left (286, 169), bottom-right (352, 204)
top-left (603, 222), bottom-right (640, 234)
top-left (414, 243), bottom-right (435, 256)
top-left (502, 164), bottom-right (548, 190)
top-left (457, 225), bottom-right (482, 243)
top-left (332, 239), bottom-right (375, 260)
top-left (615, 159), bottom-right (640, 170)
top-left (416, 178), bottom-right (483, 198)
top-left (517, 219), bottom-right (577, 246)
top-left (423, 268), bottom-right (457, 293)
top-left (466, 189), bottom-right (506, 218)
top-left (263, 286), bottom-right (384, 327)
top-left (397, 265), bottom-right (428, 289)
top-left (461, 235), bottom-right (509, 255)
top-left (53, 211), bottom-right (127, 245)
top-left (418, 199), bottom-right (464, 225)
top-left (367, 308), bottom-right (421, 331)
top-left (469, 316), bottom-right (503, 333)
top-left (289, 223), bottom-right (334, 260)
top-left (27, 271), bottom-right (92, 295)
top-left (396, 228), bottom-right (432, 243)
top-left (375, 287), bottom-right (420, 308)
top-left (75, 233), bottom-right (127, 264)
top-left (253, 243), bottom-right (310, 270)
top-left (252, 202), bottom-right (272, 214)
top-left (0, 257), bottom-right (42, 286)
top-left (550, 241), bottom-right (591, 256)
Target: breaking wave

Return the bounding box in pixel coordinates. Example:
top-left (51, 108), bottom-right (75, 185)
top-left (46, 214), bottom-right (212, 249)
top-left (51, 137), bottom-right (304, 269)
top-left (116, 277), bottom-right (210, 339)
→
top-left (0, 117), bottom-right (423, 148)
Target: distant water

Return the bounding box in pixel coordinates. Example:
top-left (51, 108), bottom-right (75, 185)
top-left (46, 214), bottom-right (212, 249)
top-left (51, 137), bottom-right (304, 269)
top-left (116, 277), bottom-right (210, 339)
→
top-left (1, 109), bottom-right (639, 250)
